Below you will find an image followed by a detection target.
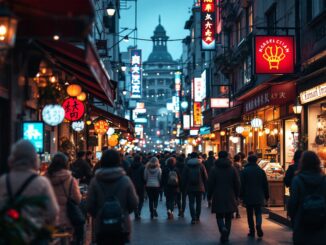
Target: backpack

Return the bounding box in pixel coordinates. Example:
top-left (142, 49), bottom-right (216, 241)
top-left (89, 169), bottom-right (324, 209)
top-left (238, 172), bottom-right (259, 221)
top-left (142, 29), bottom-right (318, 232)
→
top-left (189, 166), bottom-right (201, 185)
top-left (299, 176), bottom-right (326, 230)
top-left (97, 179), bottom-right (124, 235)
top-left (6, 174), bottom-right (38, 203)
top-left (167, 170), bottom-right (179, 186)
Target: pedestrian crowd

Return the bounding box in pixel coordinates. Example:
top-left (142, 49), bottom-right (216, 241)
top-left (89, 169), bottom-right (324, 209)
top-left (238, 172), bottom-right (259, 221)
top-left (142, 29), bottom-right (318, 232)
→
top-left (0, 139), bottom-right (325, 245)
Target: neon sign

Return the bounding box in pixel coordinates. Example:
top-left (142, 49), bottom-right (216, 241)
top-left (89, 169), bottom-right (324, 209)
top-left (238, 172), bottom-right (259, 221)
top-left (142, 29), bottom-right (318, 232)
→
top-left (201, 0), bottom-right (216, 50)
top-left (130, 49), bottom-right (142, 99)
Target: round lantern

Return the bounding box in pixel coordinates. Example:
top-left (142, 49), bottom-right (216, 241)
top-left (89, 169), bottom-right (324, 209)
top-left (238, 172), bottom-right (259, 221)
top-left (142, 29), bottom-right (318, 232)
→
top-left (107, 127), bottom-right (115, 136)
top-left (66, 84), bottom-right (82, 97)
top-left (264, 128), bottom-right (270, 134)
top-left (273, 128), bottom-right (279, 134)
top-left (72, 121), bottom-right (85, 132)
top-left (42, 104), bottom-right (65, 126)
top-left (230, 136), bottom-right (239, 144)
top-left (220, 131), bottom-right (226, 136)
top-left (77, 92), bottom-right (87, 101)
top-left (235, 126), bottom-right (244, 134)
top-left (258, 131), bottom-right (263, 137)
top-left (94, 120), bottom-right (109, 134)
top-left (62, 97), bottom-right (85, 121)
top-left (251, 118), bottom-right (263, 128)
top-left (108, 136), bottom-right (119, 147)
top-left (241, 127), bottom-right (250, 137)
top-left (249, 132), bottom-right (253, 137)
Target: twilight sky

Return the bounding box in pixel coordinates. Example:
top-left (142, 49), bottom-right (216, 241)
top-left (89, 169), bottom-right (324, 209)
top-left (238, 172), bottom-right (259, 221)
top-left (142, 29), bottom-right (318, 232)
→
top-left (119, 0), bottom-right (195, 61)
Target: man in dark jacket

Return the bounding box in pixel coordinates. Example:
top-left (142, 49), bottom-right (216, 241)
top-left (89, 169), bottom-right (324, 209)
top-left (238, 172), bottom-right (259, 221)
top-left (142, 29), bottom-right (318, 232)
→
top-left (240, 154), bottom-right (269, 238)
top-left (204, 151), bottom-right (215, 202)
top-left (87, 150), bottom-right (138, 245)
top-left (127, 154), bottom-right (145, 219)
top-left (71, 151), bottom-right (93, 184)
top-left (182, 152), bottom-right (208, 224)
top-left (176, 155), bottom-right (187, 217)
top-left (207, 151), bottom-right (240, 243)
top-left (284, 150), bottom-right (303, 193)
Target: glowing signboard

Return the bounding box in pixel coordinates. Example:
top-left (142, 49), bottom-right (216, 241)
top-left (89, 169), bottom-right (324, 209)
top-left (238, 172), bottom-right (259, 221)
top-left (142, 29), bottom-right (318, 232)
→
top-left (193, 102), bottom-right (202, 127)
top-left (255, 35), bottom-right (295, 74)
top-left (183, 114), bottom-right (190, 130)
top-left (22, 121), bottom-right (44, 153)
top-left (42, 104), bottom-right (65, 126)
top-left (94, 120), bottom-right (109, 134)
top-left (210, 98), bottom-right (230, 108)
top-left (194, 78), bottom-right (203, 102)
top-left (201, 0), bottom-right (216, 50)
top-left (62, 97), bottom-right (85, 122)
top-left (130, 49), bottom-right (142, 99)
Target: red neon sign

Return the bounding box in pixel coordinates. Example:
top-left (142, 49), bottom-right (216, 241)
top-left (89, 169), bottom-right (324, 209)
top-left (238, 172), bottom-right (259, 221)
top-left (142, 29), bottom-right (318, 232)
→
top-left (62, 97), bottom-right (85, 121)
top-left (201, 0), bottom-right (216, 50)
top-left (255, 35), bottom-right (295, 74)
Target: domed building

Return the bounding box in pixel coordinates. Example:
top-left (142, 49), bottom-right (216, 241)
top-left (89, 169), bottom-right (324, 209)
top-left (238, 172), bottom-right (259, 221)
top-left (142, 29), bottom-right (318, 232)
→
top-left (142, 16), bottom-right (179, 150)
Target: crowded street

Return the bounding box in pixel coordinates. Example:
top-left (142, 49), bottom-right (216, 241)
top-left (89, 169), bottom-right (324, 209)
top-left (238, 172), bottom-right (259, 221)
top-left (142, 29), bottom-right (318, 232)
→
top-left (0, 0), bottom-right (326, 245)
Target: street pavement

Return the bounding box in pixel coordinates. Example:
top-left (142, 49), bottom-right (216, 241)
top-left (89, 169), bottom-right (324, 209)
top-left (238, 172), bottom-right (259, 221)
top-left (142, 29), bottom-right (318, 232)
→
top-left (130, 198), bottom-right (292, 245)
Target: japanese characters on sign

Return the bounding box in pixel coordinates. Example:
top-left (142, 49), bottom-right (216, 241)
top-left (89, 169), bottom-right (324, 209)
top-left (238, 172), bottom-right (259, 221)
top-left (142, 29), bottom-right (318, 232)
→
top-left (194, 78), bottom-right (203, 102)
top-left (300, 82), bottom-right (326, 104)
top-left (42, 104), bottom-right (65, 126)
top-left (22, 121), bottom-right (44, 153)
top-left (201, 0), bottom-right (216, 50)
top-left (62, 97), bottom-right (85, 121)
top-left (193, 102), bottom-right (203, 127)
top-left (175, 72), bottom-right (181, 118)
top-left (254, 36), bottom-right (295, 74)
top-left (183, 114), bottom-right (190, 130)
top-left (130, 49), bottom-right (142, 99)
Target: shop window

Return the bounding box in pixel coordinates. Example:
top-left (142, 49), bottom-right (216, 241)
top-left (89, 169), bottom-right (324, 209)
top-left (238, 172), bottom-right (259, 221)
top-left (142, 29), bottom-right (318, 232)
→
top-left (306, 0), bottom-right (326, 22)
top-left (236, 18), bottom-right (242, 44)
top-left (266, 4), bottom-right (276, 35)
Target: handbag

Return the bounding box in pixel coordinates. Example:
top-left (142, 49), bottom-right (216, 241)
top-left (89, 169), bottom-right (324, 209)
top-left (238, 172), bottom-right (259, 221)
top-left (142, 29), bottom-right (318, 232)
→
top-left (62, 178), bottom-right (85, 227)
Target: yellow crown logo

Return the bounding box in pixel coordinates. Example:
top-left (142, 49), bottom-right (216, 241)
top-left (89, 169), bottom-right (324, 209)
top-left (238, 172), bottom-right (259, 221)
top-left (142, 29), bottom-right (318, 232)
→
top-left (262, 45), bottom-right (286, 70)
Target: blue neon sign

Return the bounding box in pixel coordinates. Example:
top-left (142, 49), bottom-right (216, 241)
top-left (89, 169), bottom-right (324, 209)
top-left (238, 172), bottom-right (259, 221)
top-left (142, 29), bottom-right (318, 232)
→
top-left (22, 121), bottom-right (44, 153)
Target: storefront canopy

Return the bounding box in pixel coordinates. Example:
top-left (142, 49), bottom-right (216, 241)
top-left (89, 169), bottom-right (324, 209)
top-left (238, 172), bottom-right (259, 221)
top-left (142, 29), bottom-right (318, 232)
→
top-left (9, 0), bottom-right (94, 40)
top-left (90, 105), bottom-right (134, 133)
top-left (37, 40), bottom-right (116, 106)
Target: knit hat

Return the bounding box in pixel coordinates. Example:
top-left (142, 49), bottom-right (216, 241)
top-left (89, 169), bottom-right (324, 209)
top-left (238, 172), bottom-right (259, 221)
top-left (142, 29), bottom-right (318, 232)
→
top-left (8, 139), bottom-right (39, 170)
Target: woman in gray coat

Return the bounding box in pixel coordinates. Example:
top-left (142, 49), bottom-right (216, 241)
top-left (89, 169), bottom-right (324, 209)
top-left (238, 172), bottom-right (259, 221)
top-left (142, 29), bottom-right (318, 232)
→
top-left (207, 151), bottom-right (240, 243)
top-left (288, 151), bottom-right (326, 245)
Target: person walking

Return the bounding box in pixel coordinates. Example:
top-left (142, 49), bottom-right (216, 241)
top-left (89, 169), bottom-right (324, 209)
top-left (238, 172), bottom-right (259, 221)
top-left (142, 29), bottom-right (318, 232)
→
top-left (288, 151), bottom-right (326, 245)
top-left (182, 152), bottom-right (208, 224)
top-left (240, 154), bottom-right (269, 238)
top-left (207, 151), bottom-right (240, 243)
top-left (233, 154), bottom-right (243, 218)
top-left (284, 150), bottom-right (303, 193)
top-left (144, 157), bottom-right (161, 219)
top-left (128, 154), bottom-right (145, 219)
top-left (87, 149), bottom-right (138, 245)
top-left (176, 155), bottom-right (187, 217)
top-left (46, 152), bottom-right (83, 244)
top-left (0, 139), bottom-right (59, 244)
top-left (162, 157), bottom-right (180, 220)
top-left (71, 151), bottom-right (93, 185)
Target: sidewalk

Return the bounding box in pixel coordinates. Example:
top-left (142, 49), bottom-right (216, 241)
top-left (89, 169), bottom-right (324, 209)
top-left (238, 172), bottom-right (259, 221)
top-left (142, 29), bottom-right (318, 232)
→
top-left (130, 198), bottom-right (293, 245)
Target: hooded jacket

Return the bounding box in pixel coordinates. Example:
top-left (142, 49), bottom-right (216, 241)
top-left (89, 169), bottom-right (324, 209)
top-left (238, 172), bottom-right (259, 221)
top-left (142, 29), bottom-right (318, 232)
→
top-left (207, 158), bottom-right (240, 214)
top-left (47, 169), bottom-right (81, 228)
top-left (144, 162), bottom-right (161, 188)
top-left (182, 158), bottom-right (208, 193)
top-left (288, 171), bottom-right (326, 244)
top-left (86, 167), bottom-right (138, 238)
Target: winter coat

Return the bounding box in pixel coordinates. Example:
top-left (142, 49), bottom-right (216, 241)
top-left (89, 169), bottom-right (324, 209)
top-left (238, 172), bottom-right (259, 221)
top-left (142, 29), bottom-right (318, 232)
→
top-left (47, 169), bottom-right (81, 229)
top-left (284, 162), bottom-right (299, 192)
top-left (128, 161), bottom-right (145, 194)
top-left (86, 167), bottom-right (138, 239)
top-left (288, 171), bottom-right (326, 245)
top-left (162, 164), bottom-right (181, 194)
top-left (144, 164), bottom-right (161, 188)
top-left (182, 158), bottom-right (208, 193)
top-left (176, 160), bottom-right (186, 192)
top-left (0, 169), bottom-right (59, 226)
top-left (240, 162), bottom-right (269, 206)
top-left (71, 158), bottom-right (93, 184)
top-left (207, 158), bottom-right (240, 214)
top-left (204, 156), bottom-right (215, 175)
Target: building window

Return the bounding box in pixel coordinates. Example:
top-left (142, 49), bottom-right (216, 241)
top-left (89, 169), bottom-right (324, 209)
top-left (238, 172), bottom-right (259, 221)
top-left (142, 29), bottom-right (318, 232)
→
top-left (307, 0), bottom-right (326, 22)
top-left (266, 4), bottom-right (276, 35)
top-left (236, 18), bottom-right (241, 44)
top-left (149, 79), bottom-right (155, 86)
top-left (247, 4), bottom-right (253, 34)
top-left (243, 56), bottom-right (252, 85)
top-left (158, 80), bottom-right (164, 86)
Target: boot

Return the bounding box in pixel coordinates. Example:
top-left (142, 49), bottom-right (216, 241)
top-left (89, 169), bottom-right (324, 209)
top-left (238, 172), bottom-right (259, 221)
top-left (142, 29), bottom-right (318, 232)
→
top-left (256, 225), bottom-right (264, 238)
top-left (247, 229), bottom-right (255, 237)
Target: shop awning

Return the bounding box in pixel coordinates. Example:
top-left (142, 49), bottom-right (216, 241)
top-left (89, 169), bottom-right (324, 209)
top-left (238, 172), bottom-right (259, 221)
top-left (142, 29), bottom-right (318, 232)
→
top-left (90, 105), bottom-right (134, 133)
top-left (38, 40), bottom-right (116, 106)
top-left (211, 105), bottom-right (243, 128)
top-left (10, 0), bottom-right (94, 40)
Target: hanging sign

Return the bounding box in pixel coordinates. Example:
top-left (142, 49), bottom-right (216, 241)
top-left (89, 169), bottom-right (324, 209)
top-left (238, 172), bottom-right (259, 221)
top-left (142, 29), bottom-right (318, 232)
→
top-left (254, 35), bottom-right (295, 74)
top-left (201, 0), bottom-right (216, 50)
top-left (300, 82), bottom-right (326, 104)
top-left (183, 114), bottom-right (190, 130)
top-left (210, 98), bottom-right (230, 108)
top-left (194, 78), bottom-right (202, 102)
top-left (130, 49), bottom-right (142, 99)
top-left (42, 104), bottom-right (65, 126)
top-left (62, 98), bottom-right (85, 121)
top-left (22, 121), bottom-right (44, 153)
top-left (94, 120), bottom-right (109, 134)
top-left (193, 102), bottom-right (202, 127)
top-left (72, 121), bottom-right (85, 132)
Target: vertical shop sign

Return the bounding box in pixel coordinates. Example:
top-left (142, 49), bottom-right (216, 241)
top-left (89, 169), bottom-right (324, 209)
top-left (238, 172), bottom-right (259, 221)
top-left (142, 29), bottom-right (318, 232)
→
top-left (130, 49), bottom-right (142, 98)
top-left (194, 77), bottom-right (202, 102)
top-left (22, 121), bottom-right (44, 153)
top-left (201, 0), bottom-right (216, 50)
top-left (175, 72), bottom-right (181, 118)
top-left (183, 114), bottom-right (190, 130)
top-left (193, 102), bottom-right (203, 127)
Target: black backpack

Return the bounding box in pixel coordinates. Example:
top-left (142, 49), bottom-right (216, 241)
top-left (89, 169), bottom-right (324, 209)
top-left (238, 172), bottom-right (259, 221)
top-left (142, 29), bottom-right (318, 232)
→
top-left (167, 169), bottom-right (179, 186)
top-left (299, 176), bottom-right (326, 230)
top-left (97, 179), bottom-right (124, 235)
top-left (189, 166), bottom-right (201, 185)
top-left (6, 174), bottom-right (38, 203)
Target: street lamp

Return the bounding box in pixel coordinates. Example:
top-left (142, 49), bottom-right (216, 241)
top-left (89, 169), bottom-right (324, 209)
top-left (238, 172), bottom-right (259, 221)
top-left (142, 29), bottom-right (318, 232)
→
top-left (0, 5), bottom-right (18, 49)
top-left (293, 97), bottom-right (303, 114)
top-left (121, 63), bottom-right (127, 72)
top-left (106, 1), bottom-right (116, 16)
top-left (123, 35), bottom-right (129, 42)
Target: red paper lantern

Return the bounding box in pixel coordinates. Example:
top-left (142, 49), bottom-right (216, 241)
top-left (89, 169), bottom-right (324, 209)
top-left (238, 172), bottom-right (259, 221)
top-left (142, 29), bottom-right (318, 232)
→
top-left (62, 97), bottom-right (85, 122)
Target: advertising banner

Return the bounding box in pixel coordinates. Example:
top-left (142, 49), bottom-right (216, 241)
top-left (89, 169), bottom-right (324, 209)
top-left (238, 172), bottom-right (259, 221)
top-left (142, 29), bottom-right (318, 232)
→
top-left (201, 0), bottom-right (216, 50)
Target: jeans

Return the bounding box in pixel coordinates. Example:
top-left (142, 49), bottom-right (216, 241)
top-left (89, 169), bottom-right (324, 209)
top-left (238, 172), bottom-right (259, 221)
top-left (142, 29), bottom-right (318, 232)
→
top-left (146, 187), bottom-right (160, 214)
top-left (188, 192), bottom-right (202, 220)
top-left (136, 189), bottom-right (144, 215)
top-left (246, 205), bottom-right (262, 231)
top-left (177, 191), bottom-right (187, 212)
top-left (216, 213), bottom-right (233, 236)
top-left (166, 191), bottom-right (177, 212)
